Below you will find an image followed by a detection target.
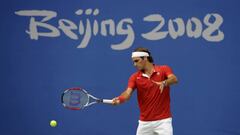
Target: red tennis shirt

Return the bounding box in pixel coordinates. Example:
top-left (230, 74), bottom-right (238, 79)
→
top-left (128, 65), bottom-right (173, 121)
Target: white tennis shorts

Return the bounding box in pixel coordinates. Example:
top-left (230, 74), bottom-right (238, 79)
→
top-left (136, 118), bottom-right (173, 135)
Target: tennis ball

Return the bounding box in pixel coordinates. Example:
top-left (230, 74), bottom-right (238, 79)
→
top-left (50, 120), bottom-right (57, 127)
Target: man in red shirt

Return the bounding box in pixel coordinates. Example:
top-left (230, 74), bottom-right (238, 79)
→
top-left (112, 47), bottom-right (178, 135)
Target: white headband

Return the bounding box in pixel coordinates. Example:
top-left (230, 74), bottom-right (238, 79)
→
top-left (131, 52), bottom-right (149, 58)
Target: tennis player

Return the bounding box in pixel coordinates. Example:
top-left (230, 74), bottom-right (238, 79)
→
top-left (112, 47), bottom-right (178, 135)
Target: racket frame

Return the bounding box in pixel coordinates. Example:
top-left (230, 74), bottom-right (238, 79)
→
top-left (61, 87), bottom-right (111, 110)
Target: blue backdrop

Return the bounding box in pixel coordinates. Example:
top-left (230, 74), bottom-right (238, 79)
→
top-left (1, 0), bottom-right (240, 135)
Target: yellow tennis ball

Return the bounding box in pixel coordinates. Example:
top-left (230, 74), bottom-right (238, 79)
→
top-left (50, 120), bottom-right (57, 127)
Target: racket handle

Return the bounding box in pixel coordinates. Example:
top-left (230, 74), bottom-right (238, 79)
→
top-left (102, 99), bottom-right (113, 104)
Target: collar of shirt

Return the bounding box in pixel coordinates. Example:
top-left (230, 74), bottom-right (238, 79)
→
top-left (140, 65), bottom-right (160, 79)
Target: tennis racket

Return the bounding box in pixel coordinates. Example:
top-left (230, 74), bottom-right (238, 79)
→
top-left (61, 87), bottom-right (113, 110)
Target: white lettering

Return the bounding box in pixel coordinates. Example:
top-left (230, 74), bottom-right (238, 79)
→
top-left (168, 18), bottom-right (185, 39)
top-left (58, 19), bottom-right (78, 40)
top-left (202, 13), bottom-right (224, 42)
top-left (186, 17), bottom-right (202, 38)
top-left (15, 9), bottom-right (224, 50)
top-left (111, 18), bottom-right (134, 50)
top-left (101, 19), bottom-right (115, 36)
top-left (77, 19), bottom-right (91, 48)
top-left (141, 14), bottom-right (168, 40)
top-left (15, 10), bottom-right (60, 40)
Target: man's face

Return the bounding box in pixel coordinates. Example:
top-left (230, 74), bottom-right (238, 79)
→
top-left (132, 57), bottom-right (146, 70)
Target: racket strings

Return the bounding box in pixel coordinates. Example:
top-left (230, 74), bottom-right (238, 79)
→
top-left (62, 90), bottom-right (89, 109)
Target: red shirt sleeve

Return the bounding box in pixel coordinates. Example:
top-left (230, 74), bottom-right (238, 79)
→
top-left (162, 65), bottom-right (173, 76)
top-left (128, 73), bottom-right (137, 89)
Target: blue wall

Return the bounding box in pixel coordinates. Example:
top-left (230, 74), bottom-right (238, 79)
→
top-left (1, 0), bottom-right (240, 135)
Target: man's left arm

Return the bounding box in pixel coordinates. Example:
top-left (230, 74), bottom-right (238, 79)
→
top-left (152, 74), bottom-right (178, 93)
top-left (164, 74), bottom-right (178, 86)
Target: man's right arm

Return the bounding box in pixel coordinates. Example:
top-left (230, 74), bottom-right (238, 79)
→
top-left (112, 87), bottom-right (134, 105)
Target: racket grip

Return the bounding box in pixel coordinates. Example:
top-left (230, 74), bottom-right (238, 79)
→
top-left (102, 99), bottom-right (113, 104)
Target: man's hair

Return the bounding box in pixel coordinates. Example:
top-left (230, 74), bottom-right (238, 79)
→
top-left (134, 47), bottom-right (154, 63)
